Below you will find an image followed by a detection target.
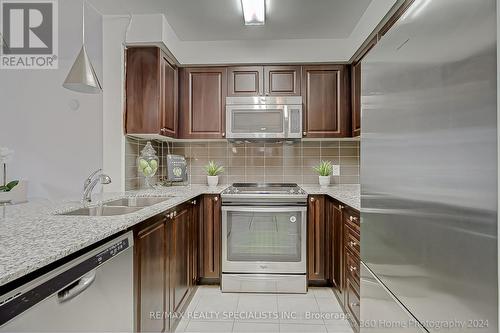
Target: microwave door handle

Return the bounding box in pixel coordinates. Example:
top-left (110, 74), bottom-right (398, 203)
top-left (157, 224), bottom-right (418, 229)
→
top-left (284, 105), bottom-right (289, 137)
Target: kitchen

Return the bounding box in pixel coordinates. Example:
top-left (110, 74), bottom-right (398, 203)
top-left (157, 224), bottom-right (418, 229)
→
top-left (0, 0), bottom-right (497, 333)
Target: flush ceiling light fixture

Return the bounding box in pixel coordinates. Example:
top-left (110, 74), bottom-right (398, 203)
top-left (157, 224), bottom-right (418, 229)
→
top-left (241, 0), bottom-right (265, 25)
top-left (63, 1), bottom-right (102, 94)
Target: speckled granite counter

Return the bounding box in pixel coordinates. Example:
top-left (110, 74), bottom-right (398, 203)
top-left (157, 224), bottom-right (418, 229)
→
top-left (0, 183), bottom-right (360, 288)
top-left (301, 184), bottom-right (360, 211)
top-left (0, 185), bottom-right (228, 287)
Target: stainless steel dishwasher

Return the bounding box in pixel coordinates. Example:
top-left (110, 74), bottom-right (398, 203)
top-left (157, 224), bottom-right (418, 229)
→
top-left (0, 231), bottom-right (134, 332)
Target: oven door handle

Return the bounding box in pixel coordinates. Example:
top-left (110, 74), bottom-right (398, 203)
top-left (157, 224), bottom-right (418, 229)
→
top-left (222, 206), bottom-right (307, 213)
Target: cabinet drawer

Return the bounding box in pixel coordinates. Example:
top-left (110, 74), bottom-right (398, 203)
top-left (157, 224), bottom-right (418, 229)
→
top-left (345, 226), bottom-right (360, 257)
top-left (346, 278), bottom-right (360, 326)
top-left (345, 250), bottom-right (360, 287)
top-left (344, 209), bottom-right (360, 232)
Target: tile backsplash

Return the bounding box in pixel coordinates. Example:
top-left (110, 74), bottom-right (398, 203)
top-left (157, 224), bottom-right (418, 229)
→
top-left (125, 137), bottom-right (360, 190)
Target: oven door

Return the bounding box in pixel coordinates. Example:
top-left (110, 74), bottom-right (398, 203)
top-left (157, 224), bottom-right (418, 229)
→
top-left (222, 206), bottom-right (307, 274)
top-left (226, 105), bottom-right (286, 139)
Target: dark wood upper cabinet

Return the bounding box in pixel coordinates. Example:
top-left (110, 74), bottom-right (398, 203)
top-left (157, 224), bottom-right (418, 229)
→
top-left (307, 195), bottom-right (328, 283)
top-left (302, 65), bottom-right (350, 138)
top-left (228, 65), bottom-right (300, 97)
top-left (161, 56), bottom-right (178, 137)
top-left (125, 47), bottom-right (177, 138)
top-left (134, 216), bottom-right (168, 333)
top-left (199, 195), bottom-right (221, 280)
top-left (179, 67), bottom-right (227, 139)
top-left (228, 66), bottom-right (263, 96)
top-left (264, 66), bottom-right (301, 96)
top-left (351, 62), bottom-right (361, 137)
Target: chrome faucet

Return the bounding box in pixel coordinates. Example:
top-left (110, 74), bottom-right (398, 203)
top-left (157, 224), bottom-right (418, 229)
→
top-left (83, 169), bottom-right (112, 203)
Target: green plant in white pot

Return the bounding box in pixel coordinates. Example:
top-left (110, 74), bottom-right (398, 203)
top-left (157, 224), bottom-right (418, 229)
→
top-left (313, 160), bottom-right (333, 188)
top-left (0, 147), bottom-right (18, 203)
top-left (204, 161), bottom-right (224, 187)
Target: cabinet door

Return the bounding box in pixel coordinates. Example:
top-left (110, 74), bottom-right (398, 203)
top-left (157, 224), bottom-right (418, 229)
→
top-left (161, 56), bottom-right (177, 137)
top-left (351, 62), bottom-right (361, 137)
top-left (169, 207), bottom-right (191, 315)
top-left (189, 199), bottom-right (200, 288)
top-left (302, 65), bottom-right (350, 138)
top-left (264, 66), bottom-right (301, 96)
top-left (328, 199), bottom-right (344, 297)
top-left (125, 47), bottom-right (161, 135)
top-left (179, 67), bottom-right (227, 139)
top-left (134, 218), bottom-right (168, 333)
top-left (228, 66), bottom-right (263, 96)
top-left (199, 195), bottom-right (221, 280)
top-left (307, 195), bottom-right (327, 283)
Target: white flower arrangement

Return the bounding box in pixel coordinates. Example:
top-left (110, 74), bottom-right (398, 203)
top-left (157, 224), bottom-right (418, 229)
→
top-left (0, 147), bottom-right (18, 192)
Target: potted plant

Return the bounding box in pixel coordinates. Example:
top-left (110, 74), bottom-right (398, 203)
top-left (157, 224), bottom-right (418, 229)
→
top-left (204, 161), bottom-right (224, 187)
top-left (313, 160), bottom-right (333, 188)
top-left (0, 147), bottom-right (19, 203)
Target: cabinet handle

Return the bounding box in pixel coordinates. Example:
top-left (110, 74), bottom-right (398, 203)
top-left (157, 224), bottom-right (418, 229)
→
top-left (173, 211), bottom-right (177, 217)
top-left (222, 132), bottom-right (225, 137)
top-left (350, 216), bottom-right (358, 222)
top-left (303, 131), bottom-right (307, 136)
top-left (192, 200), bottom-right (197, 205)
top-left (160, 128), bottom-right (167, 133)
top-left (214, 196), bottom-right (218, 202)
top-left (349, 241), bottom-right (357, 247)
top-left (339, 205), bottom-right (344, 210)
top-left (310, 197), bottom-right (315, 202)
top-left (167, 212), bottom-right (174, 219)
top-left (350, 302), bottom-right (360, 308)
top-left (349, 266), bottom-right (357, 272)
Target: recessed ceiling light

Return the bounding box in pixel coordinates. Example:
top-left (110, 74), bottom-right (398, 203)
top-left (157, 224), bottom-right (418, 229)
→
top-left (241, 0), bottom-right (265, 25)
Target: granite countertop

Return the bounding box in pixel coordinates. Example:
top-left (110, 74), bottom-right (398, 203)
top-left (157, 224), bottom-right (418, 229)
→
top-left (0, 185), bottom-right (228, 287)
top-left (301, 184), bottom-right (360, 211)
top-left (0, 183), bottom-right (360, 288)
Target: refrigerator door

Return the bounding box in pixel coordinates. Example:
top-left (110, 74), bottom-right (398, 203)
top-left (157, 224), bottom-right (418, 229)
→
top-left (361, 0), bottom-right (497, 332)
top-left (361, 262), bottom-right (427, 333)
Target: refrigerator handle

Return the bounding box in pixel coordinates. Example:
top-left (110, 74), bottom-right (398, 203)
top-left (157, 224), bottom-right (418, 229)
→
top-left (57, 270), bottom-right (96, 303)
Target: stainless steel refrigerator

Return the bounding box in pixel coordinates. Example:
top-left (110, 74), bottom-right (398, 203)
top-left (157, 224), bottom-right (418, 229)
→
top-left (360, 0), bottom-right (497, 332)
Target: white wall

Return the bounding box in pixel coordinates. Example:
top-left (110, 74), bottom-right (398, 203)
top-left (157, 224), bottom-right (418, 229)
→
top-left (0, 0), bottom-right (103, 200)
top-left (102, 16), bottom-right (130, 193)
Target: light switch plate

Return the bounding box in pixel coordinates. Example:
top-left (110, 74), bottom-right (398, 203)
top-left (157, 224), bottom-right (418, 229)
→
top-left (332, 165), bottom-right (340, 176)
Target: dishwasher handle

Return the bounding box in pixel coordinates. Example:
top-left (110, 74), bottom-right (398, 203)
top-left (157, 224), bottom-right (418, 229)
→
top-left (57, 270), bottom-right (96, 303)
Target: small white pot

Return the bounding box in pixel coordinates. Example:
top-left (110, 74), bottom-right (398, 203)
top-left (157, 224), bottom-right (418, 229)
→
top-left (207, 176), bottom-right (219, 187)
top-left (0, 191), bottom-right (12, 203)
top-left (319, 176), bottom-right (331, 188)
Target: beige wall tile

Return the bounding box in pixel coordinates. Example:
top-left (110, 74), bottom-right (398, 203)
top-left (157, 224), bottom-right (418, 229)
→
top-left (124, 138), bottom-right (359, 189)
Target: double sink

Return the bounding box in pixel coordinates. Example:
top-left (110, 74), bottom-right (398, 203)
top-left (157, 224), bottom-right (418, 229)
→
top-left (60, 196), bottom-right (173, 216)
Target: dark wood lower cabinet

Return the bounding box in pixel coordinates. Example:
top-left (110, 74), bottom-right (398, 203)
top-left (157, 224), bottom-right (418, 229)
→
top-left (308, 195), bottom-right (328, 284)
top-left (134, 216), bottom-right (168, 333)
top-left (169, 206), bottom-right (191, 321)
top-left (309, 195), bottom-right (360, 333)
top-left (134, 199), bottom-right (201, 333)
top-left (199, 195), bottom-right (221, 282)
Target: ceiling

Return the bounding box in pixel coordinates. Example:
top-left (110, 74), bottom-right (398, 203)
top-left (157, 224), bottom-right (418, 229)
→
top-left (90, 0), bottom-right (373, 41)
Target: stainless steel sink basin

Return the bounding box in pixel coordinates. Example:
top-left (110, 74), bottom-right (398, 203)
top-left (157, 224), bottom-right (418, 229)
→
top-left (104, 196), bottom-right (173, 207)
top-left (60, 206), bottom-right (142, 216)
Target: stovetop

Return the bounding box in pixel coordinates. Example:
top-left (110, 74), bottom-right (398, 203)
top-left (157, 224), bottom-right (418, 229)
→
top-left (223, 183), bottom-right (306, 195)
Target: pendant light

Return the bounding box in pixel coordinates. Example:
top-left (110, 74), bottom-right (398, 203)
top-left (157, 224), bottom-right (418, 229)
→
top-left (63, 1), bottom-right (102, 94)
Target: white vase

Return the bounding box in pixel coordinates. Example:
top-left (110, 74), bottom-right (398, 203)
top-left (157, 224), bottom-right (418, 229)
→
top-left (319, 176), bottom-right (331, 188)
top-left (207, 176), bottom-right (219, 187)
top-left (0, 191), bottom-right (12, 203)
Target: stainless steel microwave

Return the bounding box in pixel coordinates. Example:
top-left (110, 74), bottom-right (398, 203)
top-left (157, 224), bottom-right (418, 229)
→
top-left (225, 96), bottom-right (303, 140)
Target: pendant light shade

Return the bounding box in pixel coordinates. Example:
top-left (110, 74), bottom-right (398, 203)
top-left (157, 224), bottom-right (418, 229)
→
top-left (63, 45), bottom-right (102, 94)
top-left (63, 1), bottom-right (102, 94)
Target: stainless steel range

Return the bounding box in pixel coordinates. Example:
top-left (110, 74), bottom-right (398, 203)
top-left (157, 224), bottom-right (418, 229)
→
top-left (221, 183), bottom-right (307, 293)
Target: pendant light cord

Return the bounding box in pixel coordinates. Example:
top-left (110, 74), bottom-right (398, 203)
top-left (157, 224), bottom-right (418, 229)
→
top-left (82, 0), bottom-right (85, 45)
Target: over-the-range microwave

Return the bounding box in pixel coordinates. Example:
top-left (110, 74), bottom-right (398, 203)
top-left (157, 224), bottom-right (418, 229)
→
top-left (225, 96), bottom-right (302, 141)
